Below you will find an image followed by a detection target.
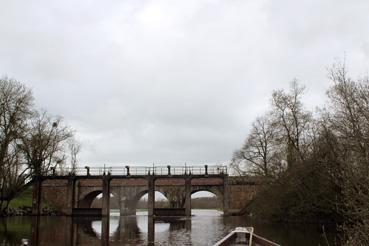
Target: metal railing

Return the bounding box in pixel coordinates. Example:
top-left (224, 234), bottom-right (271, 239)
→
top-left (47, 165), bottom-right (227, 176)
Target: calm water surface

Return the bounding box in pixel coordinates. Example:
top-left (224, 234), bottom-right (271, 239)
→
top-left (0, 209), bottom-right (337, 245)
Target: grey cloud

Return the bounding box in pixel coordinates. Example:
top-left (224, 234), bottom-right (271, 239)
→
top-left (1, 0), bottom-right (368, 165)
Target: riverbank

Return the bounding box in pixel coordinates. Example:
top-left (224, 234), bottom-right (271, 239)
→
top-left (1, 188), bottom-right (57, 217)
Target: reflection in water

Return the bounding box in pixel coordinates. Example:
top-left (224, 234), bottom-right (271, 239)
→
top-left (91, 218), bottom-right (119, 238)
top-left (0, 210), bottom-right (337, 246)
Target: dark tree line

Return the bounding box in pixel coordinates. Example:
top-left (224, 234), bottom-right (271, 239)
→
top-left (0, 77), bottom-right (78, 214)
top-left (231, 62), bottom-right (369, 245)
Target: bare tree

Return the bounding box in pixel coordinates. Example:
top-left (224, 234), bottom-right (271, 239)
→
top-left (0, 77), bottom-right (33, 211)
top-left (19, 111), bottom-right (73, 176)
top-left (231, 62), bottom-right (369, 240)
top-left (68, 138), bottom-right (81, 174)
top-left (231, 81), bottom-right (314, 177)
top-left (0, 78), bottom-right (75, 213)
top-left (231, 115), bottom-right (285, 177)
top-left (326, 62), bottom-right (369, 163)
top-left (271, 80), bottom-right (314, 167)
top-left (324, 62), bottom-right (369, 245)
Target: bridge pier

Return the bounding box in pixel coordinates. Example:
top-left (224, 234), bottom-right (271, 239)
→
top-left (65, 177), bottom-right (75, 216)
top-left (223, 175), bottom-right (229, 215)
top-left (102, 174), bottom-right (111, 216)
top-left (32, 177), bottom-right (42, 216)
top-left (119, 196), bottom-right (128, 216)
top-left (101, 217), bottom-right (110, 246)
top-left (116, 187), bottom-right (136, 216)
top-left (148, 176), bottom-right (155, 217)
top-left (185, 177), bottom-right (191, 217)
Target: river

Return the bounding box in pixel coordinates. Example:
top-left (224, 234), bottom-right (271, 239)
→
top-left (0, 209), bottom-right (337, 245)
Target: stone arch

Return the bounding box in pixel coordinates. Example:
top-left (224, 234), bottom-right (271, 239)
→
top-left (190, 187), bottom-right (224, 210)
top-left (79, 190), bottom-right (102, 208)
top-left (78, 189), bottom-right (119, 209)
top-left (191, 187), bottom-right (224, 200)
top-left (127, 189), bottom-right (170, 213)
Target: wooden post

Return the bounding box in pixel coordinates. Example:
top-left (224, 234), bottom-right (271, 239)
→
top-left (102, 174), bottom-right (111, 217)
top-left (148, 176), bottom-right (155, 217)
top-left (185, 177), bottom-right (191, 217)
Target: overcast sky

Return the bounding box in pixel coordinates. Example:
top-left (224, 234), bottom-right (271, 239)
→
top-left (1, 0), bottom-right (369, 166)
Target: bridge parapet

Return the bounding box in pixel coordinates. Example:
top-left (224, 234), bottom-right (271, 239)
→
top-left (46, 165), bottom-right (227, 177)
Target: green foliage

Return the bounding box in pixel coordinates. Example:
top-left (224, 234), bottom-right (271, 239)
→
top-left (6, 187), bottom-right (52, 209)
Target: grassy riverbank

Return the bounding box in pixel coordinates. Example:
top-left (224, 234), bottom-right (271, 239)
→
top-left (8, 188), bottom-right (33, 208)
top-left (3, 188), bottom-right (56, 216)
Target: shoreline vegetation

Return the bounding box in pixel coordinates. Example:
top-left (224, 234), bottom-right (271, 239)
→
top-left (231, 62), bottom-right (369, 245)
top-left (1, 188), bottom-right (57, 217)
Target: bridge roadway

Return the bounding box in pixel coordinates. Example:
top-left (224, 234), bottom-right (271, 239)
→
top-left (31, 165), bottom-right (259, 217)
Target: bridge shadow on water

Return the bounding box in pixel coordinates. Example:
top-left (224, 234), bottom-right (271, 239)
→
top-left (30, 213), bottom-right (193, 246)
top-left (0, 210), bottom-right (339, 246)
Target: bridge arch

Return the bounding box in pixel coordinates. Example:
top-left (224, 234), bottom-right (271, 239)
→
top-left (79, 190), bottom-right (102, 208)
top-left (191, 188), bottom-right (224, 212)
top-left (191, 187), bottom-right (223, 200)
top-left (78, 189), bottom-right (119, 209)
top-left (131, 189), bottom-right (170, 212)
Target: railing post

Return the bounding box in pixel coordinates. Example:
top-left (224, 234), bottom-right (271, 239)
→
top-left (167, 165), bottom-right (171, 175)
top-left (125, 166), bottom-right (130, 176)
top-left (85, 166), bottom-right (90, 176)
top-left (220, 166), bottom-right (225, 174)
top-left (204, 165), bottom-right (208, 175)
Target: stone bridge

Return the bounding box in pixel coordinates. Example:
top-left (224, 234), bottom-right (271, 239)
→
top-left (31, 166), bottom-right (259, 216)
